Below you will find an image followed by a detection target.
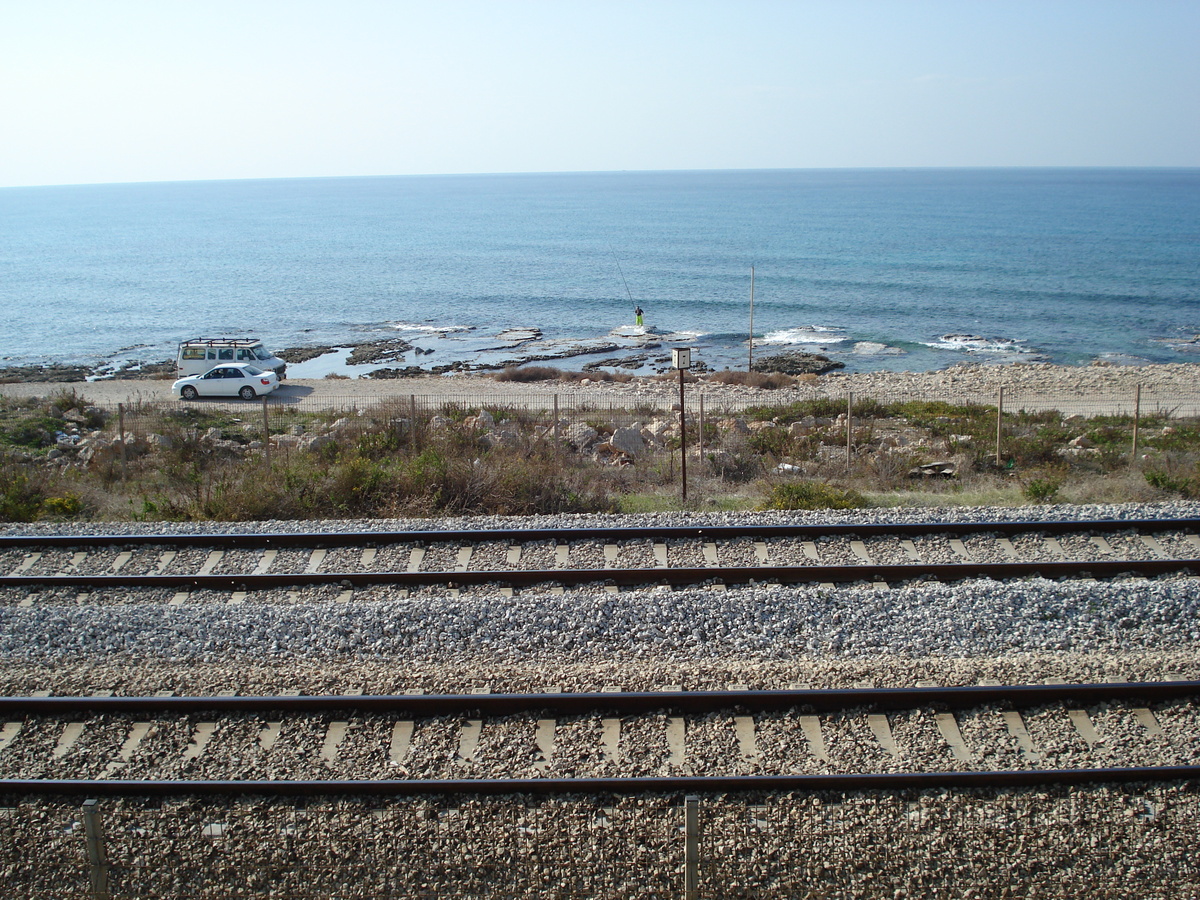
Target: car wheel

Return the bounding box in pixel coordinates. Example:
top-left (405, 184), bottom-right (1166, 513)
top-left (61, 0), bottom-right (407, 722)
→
top-left (181, 386), bottom-right (199, 401)
top-left (239, 386), bottom-right (256, 400)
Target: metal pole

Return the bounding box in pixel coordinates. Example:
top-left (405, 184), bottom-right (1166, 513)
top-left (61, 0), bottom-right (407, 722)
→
top-left (995, 387), bottom-right (1005, 468)
top-left (845, 393), bottom-right (853, 474)
top-left (748, 266), bottom-right (755, 372)
top-left (1131, 384), bottom-right (1141, 464)
top-left (117, 404), bottom-right (127, 479)
top-left (684, 795), bottom-right (700, 900)
top-left (82, 799), bottom-right (109, 900)
top-left (679, 366), bottom-right (688, 503)
top-left (262, 396), bottom-right (271, 469)
top-left (698, 393), bottom-right (705, 465)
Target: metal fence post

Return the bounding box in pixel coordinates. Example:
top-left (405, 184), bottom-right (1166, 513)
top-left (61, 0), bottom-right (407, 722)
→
top-left (1131, 384), bottom-right (1142, 464)
top-left (82, 799), bottom-right (109, 899)
top-left (117, 404), bottom-right (127, 479)
top-left (845, 393), bottom-right (853, 474)
top-left (684, 795), bottom-right (700, 900)
top-left (262, 396), bottom-right (271, 469)
top-left (995, 387), bottom-right (1005, 467)
top-left (410, 395), bottom-right (418, 449)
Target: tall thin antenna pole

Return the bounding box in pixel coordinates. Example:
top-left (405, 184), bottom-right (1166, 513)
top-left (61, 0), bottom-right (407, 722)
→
top-left (748, 266), bottom-right (755, 372)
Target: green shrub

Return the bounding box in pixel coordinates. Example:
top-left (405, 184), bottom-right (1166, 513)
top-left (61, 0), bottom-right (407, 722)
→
top-left (1022, 478), bottom-right (1061, 504)
top-left (759, 481), bottom-right (867, 511)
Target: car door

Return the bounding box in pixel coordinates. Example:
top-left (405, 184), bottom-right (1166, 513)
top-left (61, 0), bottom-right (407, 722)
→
top-left (202, 367), bottom-right (238, 397)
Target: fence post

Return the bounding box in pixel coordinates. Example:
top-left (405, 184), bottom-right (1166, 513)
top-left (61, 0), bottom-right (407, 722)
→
top-left (698, 393), bottom-right (705, 464)
top-left (82, 799), bottom-right (109, 899)
top-left (684, 795), bottom-right (700, 900)
top-left (995, 387), bottom-right (1005, 467)
top-left (117, 404), bottom-right (127, 479)
top-left (1131, 384), bottom-right (1142, 464)
top-left (410, 395), bottom-right (418, 449)
top-left (262, 396), bottom-right (271, 469)
top-left (845, 393), bottom-right (853, 474)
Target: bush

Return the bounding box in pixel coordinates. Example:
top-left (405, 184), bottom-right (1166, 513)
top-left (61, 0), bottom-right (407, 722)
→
top-left (494, 366), bottom-right (563, 383)
top-left (759, 481), bottom-right (867, 511)
top-left (1022, 477), bottom-right (1061, 504)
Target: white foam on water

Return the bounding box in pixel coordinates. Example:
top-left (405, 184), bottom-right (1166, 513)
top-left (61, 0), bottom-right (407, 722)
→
top-left (923, 333), bottom-right (1033, 353)
top-left (759, 325), bottom-right (849, 346)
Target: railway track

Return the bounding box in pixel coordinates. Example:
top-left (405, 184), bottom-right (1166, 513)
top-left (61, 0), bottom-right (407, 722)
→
top-left (2, 517), bottom-right (1198, 596)
top-left (2, 681), bottom-right (1197, 797)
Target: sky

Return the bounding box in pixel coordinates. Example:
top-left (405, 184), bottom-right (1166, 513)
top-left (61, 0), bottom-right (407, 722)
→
top-left (1, 0), bottom-right (1198, 187)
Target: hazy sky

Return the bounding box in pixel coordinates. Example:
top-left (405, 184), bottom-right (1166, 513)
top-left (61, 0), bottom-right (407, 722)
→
top-left (2, 0), bottom-right (1197, 187)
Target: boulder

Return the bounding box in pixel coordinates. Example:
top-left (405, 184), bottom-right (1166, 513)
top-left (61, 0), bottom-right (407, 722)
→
top-left (609, 426), bottom-right (645, 458)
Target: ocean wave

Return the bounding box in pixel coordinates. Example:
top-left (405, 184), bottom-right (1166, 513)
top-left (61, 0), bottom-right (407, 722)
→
top-left (390, 322), bottom-right (474, 335)
top-left (923, 333), bottom-right (1034, 354)
top-left (759, 325), bottom-right (849, 346)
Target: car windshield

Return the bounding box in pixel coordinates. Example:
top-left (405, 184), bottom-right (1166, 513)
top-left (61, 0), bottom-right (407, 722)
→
top-left (253, 347), bottom-right (272, 360)
top-left (242, 365), bottom-right (264, 375)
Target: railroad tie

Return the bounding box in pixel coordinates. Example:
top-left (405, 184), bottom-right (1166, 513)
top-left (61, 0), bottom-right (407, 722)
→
top-left (0, 722), bottom-right (22, 755)
top-left (252, 548), bottom-right (277, 575)
top-left (652, 542), bottom-right (669, 568)
top-left (1046, 677), bottom-right (1102, 749)
top-left (754, 541), bottom-right (769, 563)
top-left (154, 549), bottom-right (176, 574)
top-left (600, 715), bottom-right (621, 762)
top-left (507, 545), bottom-right (522, 565)
top-left (702, 542), bottom-right (719, 566)
top-left (1105, 675), bottom-right (1163, 735)
top-left (321, 721), bottom-right (353, 763)
top-left (181, 723), bottom-right (219, 762)
top-left (455, 546), bottom-right (473, 572)
top-left (407, 547), bottom-right (425, 573)
top-left (109, 551), bottom-right (131, 573)
top-left (1043, 537), bottom-right (1067, 559)
top-left (849, 540), bottom-right (872, 564)
top-left (948, 539), bottom-right (971, 560)
top-left (305, 548), bottom-right (327, 574)
top-left (359, 547), bottom-right (376, 567)
top-left (11, 551), bottom-right (40, 574)
top-left (196, 550), bottom-right (223, 576)
top-left (899, 540), bottom-right (921, 562)
top-left (555, 544), bottom-right (570, 567)
top-left (53, 722), bottom-right (86, 759)
top-left (919, 679), bottom-right (973, 761)
top-left (456, 720), bottom-right (483, 763)
top-left (259, 722), bottom-right (283, 752)
top-left (389, 722), bottom-right (414, 765)
top-left (1139, 534), bottom-right (1167, 558)
top-left (995, 537), bottom-right (1018, 558)
top-left (103, 722), bottom-right (154, 776)
top-left (733, 716), bottom-right (759, 761)
top-left (603, 544), bottom-right (619, 565)
top-left (857, 681), bottom-right (898, 757)
top-left (1090, 536), bottom-right (1114, 555)
top-left (666, 717), bottom-right (686, 767)
top-left (534, 719), bottom-right (556, 771)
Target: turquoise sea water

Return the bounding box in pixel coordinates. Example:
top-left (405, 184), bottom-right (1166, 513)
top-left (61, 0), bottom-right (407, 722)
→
top-left (1, 168), bottom-right (1197, 375)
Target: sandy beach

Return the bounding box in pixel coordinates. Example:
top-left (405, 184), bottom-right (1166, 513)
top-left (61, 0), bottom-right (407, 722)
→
top-left (4, 361), bottom-right (1200, 413)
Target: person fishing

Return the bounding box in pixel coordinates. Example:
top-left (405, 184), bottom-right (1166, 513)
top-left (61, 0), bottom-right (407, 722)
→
top-left (634, 305), bottom-right (644, 326)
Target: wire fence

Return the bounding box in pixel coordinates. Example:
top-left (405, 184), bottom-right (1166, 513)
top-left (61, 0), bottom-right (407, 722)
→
top-left (94, 385), bottom-right (1200, 478)
top-left (6, 786), bottom-right (1196, 898)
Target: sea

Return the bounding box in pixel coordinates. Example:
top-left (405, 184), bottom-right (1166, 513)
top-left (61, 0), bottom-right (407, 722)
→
top-left (1, 168), bottom-right (1198, 378)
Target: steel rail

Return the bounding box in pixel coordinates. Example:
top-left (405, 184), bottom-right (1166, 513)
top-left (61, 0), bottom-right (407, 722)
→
top-left (0, 517), bottom-right (1197, 550)
top-left (1, 558), bottom-right (1196, 591)
top-left (4, 767), bottom-right (1199, 798)
top-left (3, 681), bottom-right (1195, 716)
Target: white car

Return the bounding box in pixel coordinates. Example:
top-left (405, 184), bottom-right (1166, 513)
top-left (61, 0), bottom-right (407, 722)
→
top-left (174, 364), bottom-right (280, 401)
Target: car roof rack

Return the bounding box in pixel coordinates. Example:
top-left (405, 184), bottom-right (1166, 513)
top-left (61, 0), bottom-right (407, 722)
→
top-left (179, 337), bottom-right (263, 347)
